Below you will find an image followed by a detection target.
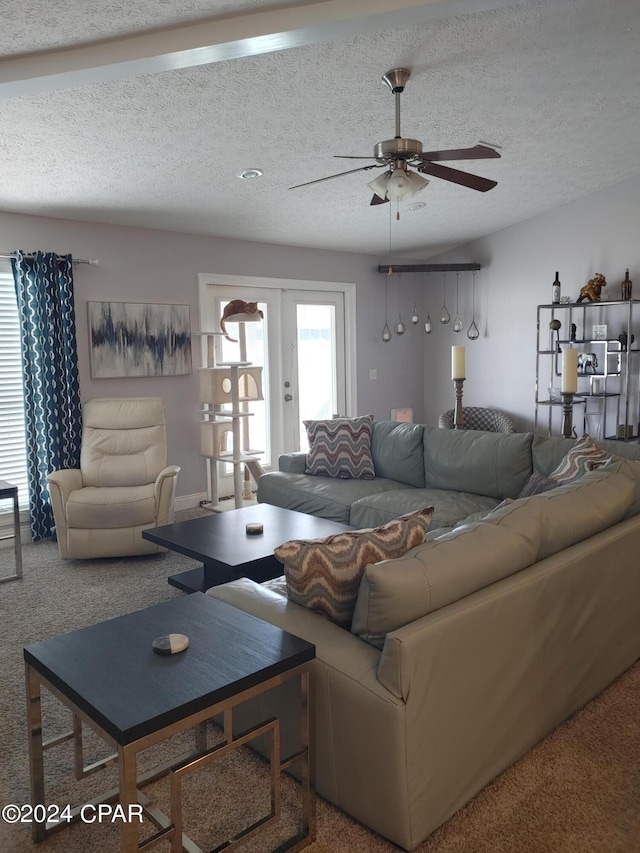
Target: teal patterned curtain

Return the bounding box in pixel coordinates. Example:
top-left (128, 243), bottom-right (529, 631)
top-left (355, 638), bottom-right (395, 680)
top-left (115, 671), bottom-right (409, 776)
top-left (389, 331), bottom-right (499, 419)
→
top-left (11, 250), bottom-right (82, 541)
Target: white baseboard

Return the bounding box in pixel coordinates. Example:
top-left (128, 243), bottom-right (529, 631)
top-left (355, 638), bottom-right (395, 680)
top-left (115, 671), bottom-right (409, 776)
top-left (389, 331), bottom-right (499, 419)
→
top-left (173, 492), bottom-right (258, 512)
top-left (174, 492), bottom-right (209, 511)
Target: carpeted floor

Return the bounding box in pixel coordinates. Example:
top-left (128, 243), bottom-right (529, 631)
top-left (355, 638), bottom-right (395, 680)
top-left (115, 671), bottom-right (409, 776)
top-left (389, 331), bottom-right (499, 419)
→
top-left (1, 511), bottom-right (639, 852)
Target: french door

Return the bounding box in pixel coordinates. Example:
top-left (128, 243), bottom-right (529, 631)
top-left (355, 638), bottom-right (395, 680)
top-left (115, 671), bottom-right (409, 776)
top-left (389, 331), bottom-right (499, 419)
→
top-left (198, 275), bottom-right (355, 497)
top-left (280, 290), bottom-right (346, 452)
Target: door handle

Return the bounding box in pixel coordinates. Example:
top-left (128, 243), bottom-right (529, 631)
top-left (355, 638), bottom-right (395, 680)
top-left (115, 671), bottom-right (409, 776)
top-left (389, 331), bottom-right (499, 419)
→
top-left (284, 394), bottom-right (293, 402)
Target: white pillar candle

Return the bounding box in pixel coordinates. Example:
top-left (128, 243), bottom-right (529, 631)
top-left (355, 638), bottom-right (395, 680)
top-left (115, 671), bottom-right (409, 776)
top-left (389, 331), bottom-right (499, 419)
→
top-left (561, 348), bottom-right (578, 393)
top-left (451, 345), bottom-right (466, 379)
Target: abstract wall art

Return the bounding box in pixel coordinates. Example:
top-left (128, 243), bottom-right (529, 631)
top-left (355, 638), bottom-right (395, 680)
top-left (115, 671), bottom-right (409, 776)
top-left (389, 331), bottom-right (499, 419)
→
top-left (88, 301), bottom-right (192, 378)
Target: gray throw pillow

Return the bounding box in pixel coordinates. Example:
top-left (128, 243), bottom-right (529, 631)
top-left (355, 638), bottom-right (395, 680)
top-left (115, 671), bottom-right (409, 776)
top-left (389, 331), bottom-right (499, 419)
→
top-left (304, 415), bottom-right (375, 479)
top-left (549, 434), bottom-right (611, 484)
top-left (518, 472), bottom-right (559, 497)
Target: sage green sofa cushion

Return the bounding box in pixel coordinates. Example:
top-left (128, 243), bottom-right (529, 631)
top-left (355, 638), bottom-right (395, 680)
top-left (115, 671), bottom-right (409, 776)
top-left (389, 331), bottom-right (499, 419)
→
top-left (351, 515), bottom-right (540, 649)
top-left (351, 470), bottom-right (634, 648)
top-left (532, 434), bottom-right (640, 477)
top-left (483, 469), bottom-right (634, 560)
top-left (370, 421), bottom-right (426, 488)
top-left (422, 427), bottom-right (533, 499)
top-left (531, 435), bottom-right (576, 476)
top-left (349, 488), bottom-right (499, 530)
top-left (603, 457), bottom-right (640, 517)
top-left (277, 452), bottom-right (308, 474)
top-left (256, 471), bottom-right (412, 524)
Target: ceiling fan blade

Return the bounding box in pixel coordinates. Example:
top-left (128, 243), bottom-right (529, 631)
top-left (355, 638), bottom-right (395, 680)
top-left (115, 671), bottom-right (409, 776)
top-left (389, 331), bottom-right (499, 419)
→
top-left (370, 194), bottom-right (389, 206)
top-left (334, 155), bottom-right (380, 160)
top-left (418, 161), bottom-right (497, 192)
top-left (288, 163), bottom-right (382, 190)
top-left (418, 145), bottom-right (501, 162)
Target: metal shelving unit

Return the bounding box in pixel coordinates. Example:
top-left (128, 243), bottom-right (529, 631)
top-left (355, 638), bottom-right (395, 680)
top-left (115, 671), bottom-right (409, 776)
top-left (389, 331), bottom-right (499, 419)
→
top-left (535, 299), bottom-right (640, 440)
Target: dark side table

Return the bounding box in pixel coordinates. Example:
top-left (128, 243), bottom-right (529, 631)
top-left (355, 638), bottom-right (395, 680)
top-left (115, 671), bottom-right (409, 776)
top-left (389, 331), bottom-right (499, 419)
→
top-left (24, 592), bottom-right (315, 852)
top-left (0, 480), bottom-right (23, 582)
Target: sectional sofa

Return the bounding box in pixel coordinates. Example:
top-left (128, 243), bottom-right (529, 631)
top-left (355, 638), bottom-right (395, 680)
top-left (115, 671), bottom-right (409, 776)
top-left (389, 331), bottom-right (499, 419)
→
top-left (257, 421), bottom-right (529, 528)
top-left (209, 424), bottom-right (640, 850)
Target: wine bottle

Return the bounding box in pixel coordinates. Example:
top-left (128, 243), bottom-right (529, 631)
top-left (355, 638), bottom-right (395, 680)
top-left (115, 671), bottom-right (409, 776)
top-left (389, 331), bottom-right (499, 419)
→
top-left (621, 269), bottom-right (632, 300)
top-left (552, 272), bottom-right (561, 304)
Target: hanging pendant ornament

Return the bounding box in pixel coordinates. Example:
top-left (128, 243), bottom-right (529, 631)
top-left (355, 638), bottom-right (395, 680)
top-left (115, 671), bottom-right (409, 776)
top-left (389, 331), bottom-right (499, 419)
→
top-left (439, 272), bottom-right (450, 324)
top-left (382, 270), bottom-right (392, 342)
top-left (452, 272), bottom-right (464, 333)
top-left (410, 274), bottom-right (419, 324)
top-left (467, 271), bottom-right (479, 340)
top-left (394, 273), bottom-right (405, 335)
top-left (382, 207), bottom-right (395, 341)
top-left (423, 274), bottom-right (432, 333)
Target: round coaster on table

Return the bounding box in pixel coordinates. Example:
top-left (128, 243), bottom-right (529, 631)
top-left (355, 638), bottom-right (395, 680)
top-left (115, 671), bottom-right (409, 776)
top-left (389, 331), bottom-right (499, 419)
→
top-left (152, 633), bottom-right (189, 655)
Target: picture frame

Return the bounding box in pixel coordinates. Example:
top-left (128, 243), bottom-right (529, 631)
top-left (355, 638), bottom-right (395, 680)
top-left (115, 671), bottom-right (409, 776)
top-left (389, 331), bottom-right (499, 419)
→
top-left (592, 323), bottom-right (608, 341)
top-left (88, 301), bottom-right (192, 378)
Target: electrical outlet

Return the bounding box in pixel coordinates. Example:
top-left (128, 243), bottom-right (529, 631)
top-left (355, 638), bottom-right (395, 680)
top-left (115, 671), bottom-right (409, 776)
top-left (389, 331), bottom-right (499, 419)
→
top-left (369, 369), bottom-right (377, 380)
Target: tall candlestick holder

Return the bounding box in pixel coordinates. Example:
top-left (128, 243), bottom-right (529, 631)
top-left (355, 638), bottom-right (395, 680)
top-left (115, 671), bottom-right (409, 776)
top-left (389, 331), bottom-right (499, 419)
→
top-left (453, 378), bottom-right (465, 430)
top-left (561, 392), bottom-right (574, 439)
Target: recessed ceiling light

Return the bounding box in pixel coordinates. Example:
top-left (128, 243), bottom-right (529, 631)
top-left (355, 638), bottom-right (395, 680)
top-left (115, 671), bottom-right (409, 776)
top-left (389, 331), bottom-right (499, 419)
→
top-left (408, 202), bottom-right (426, 210)
top-left (237, 168), bottom-right (264, 180)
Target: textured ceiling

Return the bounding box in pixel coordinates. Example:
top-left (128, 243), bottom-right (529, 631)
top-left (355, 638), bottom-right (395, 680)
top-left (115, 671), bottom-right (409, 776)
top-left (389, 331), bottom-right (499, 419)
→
top-left (1, 0), bottom-right (639, 258)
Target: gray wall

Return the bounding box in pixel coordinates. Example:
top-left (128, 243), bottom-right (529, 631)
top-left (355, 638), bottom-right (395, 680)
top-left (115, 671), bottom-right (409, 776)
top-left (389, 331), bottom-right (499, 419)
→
top-left (422, 176), bottom-right (640, 431)
top-left (0, 211), bottom-right (425, 503)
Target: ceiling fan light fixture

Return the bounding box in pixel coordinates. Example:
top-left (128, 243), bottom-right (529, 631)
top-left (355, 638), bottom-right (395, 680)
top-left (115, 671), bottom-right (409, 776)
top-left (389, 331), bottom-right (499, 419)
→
top-left (386, 167), bottom-right (412, 201)
top-left (369, 168), bottom-right (428, 202)
top-left (367, 171), bottom-right (392, 198)
top-left (386, 167), bottom-right (429, 201)
top-left (407, 170), bottom-right (429, 196)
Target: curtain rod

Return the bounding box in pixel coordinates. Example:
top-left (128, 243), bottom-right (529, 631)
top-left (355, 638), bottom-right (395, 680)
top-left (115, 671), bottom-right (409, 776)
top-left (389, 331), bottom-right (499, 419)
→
top-left (0, 252), bottom-right (99, 266)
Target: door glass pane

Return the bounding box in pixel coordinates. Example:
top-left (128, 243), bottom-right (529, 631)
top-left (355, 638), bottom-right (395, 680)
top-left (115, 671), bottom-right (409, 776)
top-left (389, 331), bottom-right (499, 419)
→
top-left (296, 304), bottom-right (336, 451)
top-left (217, 300), bottom-right (270, 470)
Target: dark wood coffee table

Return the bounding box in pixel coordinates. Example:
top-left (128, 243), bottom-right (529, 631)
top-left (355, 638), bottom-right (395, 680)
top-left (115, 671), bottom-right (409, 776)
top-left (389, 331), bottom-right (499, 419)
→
top-left (24, 591), bottom-right (316, 852)
top-left (142, 504), bottom-right (352, 593)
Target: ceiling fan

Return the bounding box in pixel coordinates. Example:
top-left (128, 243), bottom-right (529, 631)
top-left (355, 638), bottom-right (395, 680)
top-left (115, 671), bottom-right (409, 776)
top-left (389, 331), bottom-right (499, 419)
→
top-left (289, 68), bottom-right (500, 205)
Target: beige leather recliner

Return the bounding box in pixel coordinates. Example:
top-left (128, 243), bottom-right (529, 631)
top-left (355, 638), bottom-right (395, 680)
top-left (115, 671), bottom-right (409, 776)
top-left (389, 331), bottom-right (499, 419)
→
top-left (47, 397), bottom-right (180, 559)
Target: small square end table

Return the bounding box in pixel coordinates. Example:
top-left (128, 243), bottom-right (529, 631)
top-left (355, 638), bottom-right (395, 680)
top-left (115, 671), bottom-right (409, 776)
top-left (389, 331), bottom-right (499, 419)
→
top-left (24, 592), bottom-right (315, 852)
top-left (0, 480), bottom-right (22, 582)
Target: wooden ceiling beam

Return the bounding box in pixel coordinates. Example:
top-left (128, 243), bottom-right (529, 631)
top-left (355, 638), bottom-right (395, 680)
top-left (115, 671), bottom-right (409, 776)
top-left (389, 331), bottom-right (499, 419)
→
top-left (0, 1), bottom-right (518, 98)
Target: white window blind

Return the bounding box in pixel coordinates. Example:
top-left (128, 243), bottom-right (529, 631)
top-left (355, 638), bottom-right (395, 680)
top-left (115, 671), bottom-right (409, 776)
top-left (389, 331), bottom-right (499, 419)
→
top-left (0, 263), bottom-right (29, 509)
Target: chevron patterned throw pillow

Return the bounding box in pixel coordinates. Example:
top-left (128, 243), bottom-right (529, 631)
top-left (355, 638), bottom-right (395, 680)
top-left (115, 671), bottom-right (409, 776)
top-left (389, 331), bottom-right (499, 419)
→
top-left (275, 507), bottom-right (434, 628)
top-left (304, 415), bottom-right (375, 479)
top-left (549, 434), bottom-right (612, 484)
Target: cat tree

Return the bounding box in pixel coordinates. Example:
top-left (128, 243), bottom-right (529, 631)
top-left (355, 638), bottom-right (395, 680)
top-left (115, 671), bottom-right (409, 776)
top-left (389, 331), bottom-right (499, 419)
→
top-left (199, 311), bottom-right (264, 510)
